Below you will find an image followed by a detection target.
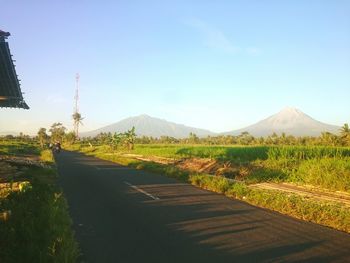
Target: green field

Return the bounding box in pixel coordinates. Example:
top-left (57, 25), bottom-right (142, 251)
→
top-left (0, 140), bottom-right (40, 156)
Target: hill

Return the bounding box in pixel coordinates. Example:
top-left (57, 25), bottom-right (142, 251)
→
top-left (81, 114), bottom-right (216, 138)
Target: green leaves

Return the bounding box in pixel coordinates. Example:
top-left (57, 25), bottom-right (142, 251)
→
top-left (107, 127), bottom-right (137, 151)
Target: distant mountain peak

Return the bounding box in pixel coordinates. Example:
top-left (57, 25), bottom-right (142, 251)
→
top-left (137, 114), bottom-right (152, 118)
top-left (279, 107), bottom-right (303, 115)
top-left (224, 107), bottom-right (339, 137)
top-left (81, 114), bottom-right (215, 138)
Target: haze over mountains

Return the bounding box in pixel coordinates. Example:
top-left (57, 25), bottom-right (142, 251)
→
top-left (82, 108), bottom-right (340, 138)
top-left (82, 114), bottom-right (215, 138)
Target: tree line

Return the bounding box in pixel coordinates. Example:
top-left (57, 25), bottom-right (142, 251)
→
top-left (36, 123), bottom-right (137, 150)
top-left (83, 124), bottom-right (350, 147)
top-left (1, 123), bottom-right (349, 148)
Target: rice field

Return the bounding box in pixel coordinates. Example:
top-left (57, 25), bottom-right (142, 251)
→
top-left (128, 144), bottom-right (350, 162)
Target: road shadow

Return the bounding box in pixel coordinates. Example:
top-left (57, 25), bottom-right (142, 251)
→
top-left (57, 150), bottom-right (350, 263)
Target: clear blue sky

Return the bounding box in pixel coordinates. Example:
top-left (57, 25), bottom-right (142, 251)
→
top-left (1, 0), bottom-right (349, 135)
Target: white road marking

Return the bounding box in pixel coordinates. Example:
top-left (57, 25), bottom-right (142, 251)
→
top-left (124, 181), bottom-right (160, 200)
top-left (95, 166), bottom-right (128, 170)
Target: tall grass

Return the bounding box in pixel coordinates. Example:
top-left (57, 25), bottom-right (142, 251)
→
top-left (40, 149), bottom-right (54, 164)
top-left (175, 146), bottom-right (269, 162)
top-left (0, 141), bottom-right (79, 262)
top-left (267, 146), bottom-right (350, 160)
top-left (0, 181), bottom-right (79, 262)
top-left (290, 158), bottom-right (350, 192)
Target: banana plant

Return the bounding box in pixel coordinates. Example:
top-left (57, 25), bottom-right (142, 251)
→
top-left (124, 127), bottom-right (136, 150)
top-left (110, 132), bottom-right (123, 151)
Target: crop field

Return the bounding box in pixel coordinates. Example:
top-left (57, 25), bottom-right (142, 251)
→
top-left (108, 144), bottom-right (350, 162)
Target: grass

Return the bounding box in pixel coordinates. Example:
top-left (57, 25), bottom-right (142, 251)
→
top-left (0, 140), bottom-right (40, 156)
top-left (0, 141), bottom-right (79, 263)
top-left (189, 174), bottom-right (350, 233)
top-left (290, 158), bottom-right (350, 192)
top-left (40, 149), bottom-right (55, 164)
top-left (0, 180), bottom-right (79, 262)
top-left (267, 146), bottom-right (350, 160)
top-left (131, 144), bottom-right (270, 162)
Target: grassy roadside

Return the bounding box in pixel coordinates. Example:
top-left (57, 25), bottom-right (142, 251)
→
top-left (66, 144), bottom-right (350, 234)
top-left (189, 174), bottom-right (350, 233)
top-left (0, 142), bottom-right (79, 263)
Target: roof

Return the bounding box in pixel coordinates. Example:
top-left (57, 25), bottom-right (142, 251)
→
top-left (0, 30), bottom-right (10, 38)
top-left (0, 30), bottom-right (29, 109)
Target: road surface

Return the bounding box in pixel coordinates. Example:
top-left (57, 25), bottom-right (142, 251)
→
top-left (56, 151), bottom-right (350, 263)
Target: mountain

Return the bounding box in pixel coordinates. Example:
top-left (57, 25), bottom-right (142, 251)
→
top-left (81, 114), bottom-right (216, 138)
top-left (224, 107), bottom-right (340, 137)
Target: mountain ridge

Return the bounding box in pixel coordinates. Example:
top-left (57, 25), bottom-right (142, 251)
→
top-left (81, 114), bottom-right (216, 138)
top-left (81, 108), bottom-right (341, 138)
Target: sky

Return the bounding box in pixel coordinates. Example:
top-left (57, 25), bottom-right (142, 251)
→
top-left (1, 0), bottom-right (349, 135)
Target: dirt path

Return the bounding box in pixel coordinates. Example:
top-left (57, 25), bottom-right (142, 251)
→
top-left (121, 154), bottom-right (350, 206)
top-left (250, 182), bottom-right (350, 206)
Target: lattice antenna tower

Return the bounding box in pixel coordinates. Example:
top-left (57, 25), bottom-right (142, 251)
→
top-left (73, 73), bottom-right (81, 138)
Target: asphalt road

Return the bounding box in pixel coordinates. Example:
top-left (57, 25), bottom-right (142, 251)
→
top-left (56, 151), bottom-right (350, 263)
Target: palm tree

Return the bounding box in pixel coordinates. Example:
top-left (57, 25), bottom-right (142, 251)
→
top-left (72, 112), bottom-right (84, 138)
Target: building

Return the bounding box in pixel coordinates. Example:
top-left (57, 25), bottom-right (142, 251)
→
top-left (0, 29), bottom-right (29, 109)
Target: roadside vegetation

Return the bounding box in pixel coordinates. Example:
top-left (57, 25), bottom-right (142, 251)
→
top-left (0, 139), bottom-right (79, 263)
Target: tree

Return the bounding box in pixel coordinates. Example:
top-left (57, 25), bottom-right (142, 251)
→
top-left (96, 132), bottom-right (111, 145)
top-left (72, 112), bottom-right (84, 138)
top-left (237, 131), bottom-right (254, 145)
top-left (37, 128), bottom-right (48, 148)
top-left (340, 123), bottom-right (350, 146)
top-left (188, 132), bottom-right (199, 144)
top-left (49, 123), bottom-right (66, 143)
top-left (320, 132), bottom-right (339, 146)
top-left (124, 127), bottom-right (136, 150)
top-left (65, 131), bottom-right (77, 145)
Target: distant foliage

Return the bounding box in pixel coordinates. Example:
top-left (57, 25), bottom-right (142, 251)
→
top-left (49, 123), bottom-right (66, 143)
